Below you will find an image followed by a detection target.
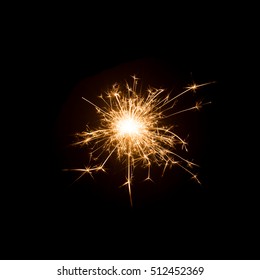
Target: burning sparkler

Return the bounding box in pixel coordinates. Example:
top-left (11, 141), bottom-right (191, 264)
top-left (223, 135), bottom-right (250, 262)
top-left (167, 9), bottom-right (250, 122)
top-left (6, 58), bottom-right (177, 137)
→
top-left (64, 76), bottom-right (213, 206)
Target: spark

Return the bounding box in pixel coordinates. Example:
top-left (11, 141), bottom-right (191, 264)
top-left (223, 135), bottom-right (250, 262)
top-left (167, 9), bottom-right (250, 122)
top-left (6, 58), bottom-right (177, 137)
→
top-left (64, 76), bottom-right (214, 206)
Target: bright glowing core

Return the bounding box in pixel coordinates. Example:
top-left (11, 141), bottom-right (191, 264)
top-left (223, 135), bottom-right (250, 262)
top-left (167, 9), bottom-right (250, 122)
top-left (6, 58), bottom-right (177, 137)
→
top-left (116, 116), bottom-right (143, 137)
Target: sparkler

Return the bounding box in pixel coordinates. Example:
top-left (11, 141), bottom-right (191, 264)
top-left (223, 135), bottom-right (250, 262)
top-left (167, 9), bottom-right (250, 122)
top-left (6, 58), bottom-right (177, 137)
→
top-left (64, 76), bottom-right (213, 206)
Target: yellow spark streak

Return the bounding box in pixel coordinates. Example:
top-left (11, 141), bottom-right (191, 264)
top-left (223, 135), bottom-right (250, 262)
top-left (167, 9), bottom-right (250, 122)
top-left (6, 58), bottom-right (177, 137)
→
top-left (64, 76), bottom-right (214, 206)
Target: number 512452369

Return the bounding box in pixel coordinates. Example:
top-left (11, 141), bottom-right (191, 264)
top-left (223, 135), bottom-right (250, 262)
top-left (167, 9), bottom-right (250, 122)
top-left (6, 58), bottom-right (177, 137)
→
top-left (150, 266), bottom-right (204, 276)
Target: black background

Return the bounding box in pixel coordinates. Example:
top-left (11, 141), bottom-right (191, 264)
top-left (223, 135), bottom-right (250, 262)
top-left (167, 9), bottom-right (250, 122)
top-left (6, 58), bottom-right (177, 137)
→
top-left (2, 4), bottom-right (259, 260)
